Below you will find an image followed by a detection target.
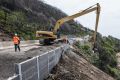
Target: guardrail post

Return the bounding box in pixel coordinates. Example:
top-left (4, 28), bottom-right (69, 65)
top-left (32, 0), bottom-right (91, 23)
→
top-left (47, 53), bottom-right (49, 76)
top-left (37, 56), bottom-right (40, 80)
top-left (18, 64), bottom-right (22, 80)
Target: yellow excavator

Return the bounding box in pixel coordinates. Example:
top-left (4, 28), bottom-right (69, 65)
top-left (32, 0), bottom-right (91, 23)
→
top-left (36, 3), bottom-right (100, 46)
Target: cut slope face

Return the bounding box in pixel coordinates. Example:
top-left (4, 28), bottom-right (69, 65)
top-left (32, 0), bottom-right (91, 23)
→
top-left (46, 49), bottom-right (115, 80)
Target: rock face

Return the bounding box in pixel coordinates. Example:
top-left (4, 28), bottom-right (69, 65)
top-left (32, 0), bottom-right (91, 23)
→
top-left (46, 49), bottom-right (115, 80)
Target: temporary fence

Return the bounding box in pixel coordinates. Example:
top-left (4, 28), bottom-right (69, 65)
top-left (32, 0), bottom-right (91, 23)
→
top-left (8, 44), bottom-right (69, 80)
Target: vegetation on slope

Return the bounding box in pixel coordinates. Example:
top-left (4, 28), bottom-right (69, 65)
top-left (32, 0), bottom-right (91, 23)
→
top-left (75, 35), bottom-right (120, 80)
top-left (0, 0), bottom-right (88, 40)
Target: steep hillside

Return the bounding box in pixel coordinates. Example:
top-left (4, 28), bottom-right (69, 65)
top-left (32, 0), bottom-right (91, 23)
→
top-left (74, 35), bottom-right (120, 80)
top-left (46, 37), bottom-right (120, 80)
top-left (0, 0), bottom-right (85, 40)
top-left (46, 48), bottom-right (115, 80)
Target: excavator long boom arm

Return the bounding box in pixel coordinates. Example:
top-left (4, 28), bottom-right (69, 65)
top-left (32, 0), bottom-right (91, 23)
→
top-left (53, 3), bottom-right (100, 46)
top-left (36, 3), bottom-right (100, 46)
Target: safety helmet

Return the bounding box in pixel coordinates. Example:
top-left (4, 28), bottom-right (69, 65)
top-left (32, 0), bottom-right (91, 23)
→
top-left (15, 33), bottom-right (17, 36)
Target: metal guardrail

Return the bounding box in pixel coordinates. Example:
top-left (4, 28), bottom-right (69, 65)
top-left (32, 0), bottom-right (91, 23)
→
top-left (8, 44), bottom-right (69, 80)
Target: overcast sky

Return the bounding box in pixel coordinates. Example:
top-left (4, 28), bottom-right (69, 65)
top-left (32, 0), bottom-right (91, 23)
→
top-left (44, 0), bottom-right (120, 39)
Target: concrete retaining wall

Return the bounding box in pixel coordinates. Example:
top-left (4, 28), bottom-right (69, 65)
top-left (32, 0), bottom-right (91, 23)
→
top-left (0, 40), bottom-right (39, 49)
top-left (8, 44), bottom-right (69, 80)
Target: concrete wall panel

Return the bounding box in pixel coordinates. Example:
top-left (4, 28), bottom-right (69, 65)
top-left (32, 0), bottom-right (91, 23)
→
top-left (38, 54), bottom-right (49, 80)
top-left (12, 44), bottom-right (70, 80)
top-left (20, 58), bottom-right (38, 80)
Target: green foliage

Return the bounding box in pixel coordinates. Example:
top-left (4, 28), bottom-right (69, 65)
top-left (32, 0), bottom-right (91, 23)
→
top-left (75, 35), bottom-right (120, 80)
top-left (80, 45), bottom-right (91, 55)
top-left (99, 37), bottom-right (117, 68)
top-left (97, 36), bottom-right (120, 80)
top-left (0, 10), bottom-right (40, 40)
top-left (75, 42), bottom-right (99, 66)
top-left (0, 10), bottom-right (5, 23)
top-left (0, 10), bottom-right (5, 18)
top-left (107, 66), bottom-right (120, 80)
top-left (81, 45), bottom-right (90, 50)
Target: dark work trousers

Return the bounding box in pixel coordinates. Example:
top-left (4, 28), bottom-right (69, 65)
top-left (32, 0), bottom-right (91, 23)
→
top-left (14, 44), bottom-right (20, 52)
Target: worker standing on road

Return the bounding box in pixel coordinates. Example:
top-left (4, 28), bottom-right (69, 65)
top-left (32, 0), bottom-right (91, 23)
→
top-left (13, 33), bottom-right (20, 52)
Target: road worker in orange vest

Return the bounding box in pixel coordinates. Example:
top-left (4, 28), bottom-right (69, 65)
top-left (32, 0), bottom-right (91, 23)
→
top-left (13, 33), bottom-right (20, 52)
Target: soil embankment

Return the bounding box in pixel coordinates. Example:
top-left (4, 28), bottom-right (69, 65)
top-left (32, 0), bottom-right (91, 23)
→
top-left (46, 48), bottom-right (115, 80)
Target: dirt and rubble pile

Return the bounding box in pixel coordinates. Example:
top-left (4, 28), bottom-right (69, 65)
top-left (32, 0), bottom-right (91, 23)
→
top-left (46, 48), bottom-right (115, 80)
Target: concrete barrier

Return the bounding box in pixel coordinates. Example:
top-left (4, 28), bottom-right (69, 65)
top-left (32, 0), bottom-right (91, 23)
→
top-left (0, 40), bottom-right (39, 50)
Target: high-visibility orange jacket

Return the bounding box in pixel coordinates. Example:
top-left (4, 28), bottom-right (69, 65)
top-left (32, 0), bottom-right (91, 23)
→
top-left (13, 36), bottom-right (20, 44)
